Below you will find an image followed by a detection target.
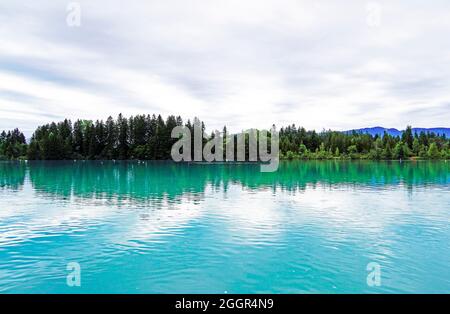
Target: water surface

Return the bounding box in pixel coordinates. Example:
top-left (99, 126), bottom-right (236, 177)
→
top-left (0, 160), bottom-right (449, 293)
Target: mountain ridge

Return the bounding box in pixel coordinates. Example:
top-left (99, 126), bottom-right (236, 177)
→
top-left (345, 127), bottom-right (450, 137)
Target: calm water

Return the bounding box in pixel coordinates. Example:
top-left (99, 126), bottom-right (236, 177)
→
top-left (0, 160), bottom-right (449, 293)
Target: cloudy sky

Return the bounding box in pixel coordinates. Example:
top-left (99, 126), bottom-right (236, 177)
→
top-left (1, 0), bottom-right (449, 136)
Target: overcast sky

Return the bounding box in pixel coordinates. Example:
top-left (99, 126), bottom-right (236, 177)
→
top-left (1, 0), bottom-right (450, 135)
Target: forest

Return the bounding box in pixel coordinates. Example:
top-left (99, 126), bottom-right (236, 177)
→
top-left (0, 114), bottom-right (449, 160)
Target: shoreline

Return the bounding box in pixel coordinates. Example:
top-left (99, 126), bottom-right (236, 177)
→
top-left (2, 158), bottom-right (448, 163)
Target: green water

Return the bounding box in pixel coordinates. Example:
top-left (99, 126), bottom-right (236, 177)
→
top-left (0, 160), bottom-right (449, 293)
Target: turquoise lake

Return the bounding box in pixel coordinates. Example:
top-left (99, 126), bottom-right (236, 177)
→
top-left (0, 160), bottom-right (449, 293)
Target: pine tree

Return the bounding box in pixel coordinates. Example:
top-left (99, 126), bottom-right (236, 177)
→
top-left (427, 143), bottom-right (440, 159)
top-left (402, 125), bottom-right (414, 149)
top-left (117, 113), bottom-right (129, 160)
top-left (104, 116), bottom-right (117, 159)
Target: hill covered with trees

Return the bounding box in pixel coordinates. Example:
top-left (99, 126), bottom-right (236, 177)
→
top-left (345, 127), bottom-right (450, 138)
top-left (1, 114), bottom-right (449, 160)
top-left (279, 124), bottom-right (448, 160)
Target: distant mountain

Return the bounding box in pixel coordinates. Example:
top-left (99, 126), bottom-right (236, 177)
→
top-left (345, 127), bottom-right (450, 138)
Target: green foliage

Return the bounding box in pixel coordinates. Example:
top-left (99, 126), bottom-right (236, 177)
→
top-left (402, 125), bottom-right (414, 149)
top-left (298, 143), bottom-right (308, 158)
top-left (0, 129), bottom-right (27, 159)
top-left (25, 114), bottom-right (188, 161)
top-left (2, 120), bottom-right (449, 161)
top-left (393, 142), bottom-right (411, 159)
top-left (427, 143), bottom-right (440, 159)
top-left (412, 138), bottom-right (420, 155)
top-left (278, 126), bottom-right (448, 160)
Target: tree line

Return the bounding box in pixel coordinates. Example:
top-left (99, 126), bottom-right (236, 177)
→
top-left (1, 114), bottom-right (449, 160)
top-left (278, 125), bottom-right (448, 160)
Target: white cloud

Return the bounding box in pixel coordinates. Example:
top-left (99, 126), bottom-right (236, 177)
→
top-left (0, 0), bottom-right (449, 135)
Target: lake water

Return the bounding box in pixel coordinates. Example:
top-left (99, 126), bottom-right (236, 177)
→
top-left (0, 160), bottom-right (449, 293)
